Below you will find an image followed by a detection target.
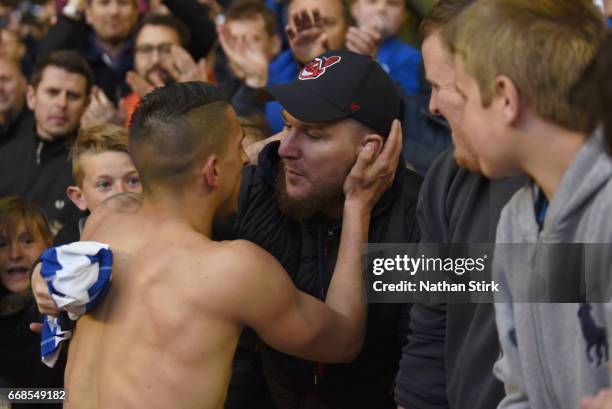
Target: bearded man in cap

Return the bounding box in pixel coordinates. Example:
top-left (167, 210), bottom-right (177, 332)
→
top-left (219, 49), bottom-right (422, 409)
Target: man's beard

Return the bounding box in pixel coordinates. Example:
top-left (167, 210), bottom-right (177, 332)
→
top-left (274, 162), bottom-right (348, 221)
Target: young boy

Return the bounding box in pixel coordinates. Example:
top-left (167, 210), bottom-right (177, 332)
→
top-left (54, 124), bottom-right (142, 244)
top-left (445, 0), bottom-right (610, 408)
top-left (349, 0), bottom-right (422, 96)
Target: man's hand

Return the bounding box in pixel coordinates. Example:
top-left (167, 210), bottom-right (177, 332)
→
top-left (31, 263), bottom-right (59, 317)
top-left (286, 8), bottom-right (329, 64)
top-left (126, 45), bottom-right (207, 98)
top-left (126, 71), bottom-right (161, 98)
top-left (81, 87), bottom-right (125, 128)
top-left (218, 25), bottom-right (269, 88)
top-left (345, 25), bottom-right (382, 58)
top-left (581, 388), bottom-right (612, 409)
top-left (160, 45), bottom-right (208, 84)
top-left (343, 119), bottom-right (402, 211)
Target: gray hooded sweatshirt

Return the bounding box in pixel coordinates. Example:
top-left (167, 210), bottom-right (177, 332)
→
top-left (493, 130), bottom-right (612, 409)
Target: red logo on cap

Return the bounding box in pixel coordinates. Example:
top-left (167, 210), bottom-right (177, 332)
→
top-left (351, 103), bottom-right (361, 112)
top-left (299, 56), bottom-right (342, 80)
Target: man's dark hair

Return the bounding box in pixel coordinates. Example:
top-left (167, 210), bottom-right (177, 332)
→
top-left (418, 0), bottom-right (476, 40)
top-left (226, 0), bottom-right (279, 37)
top-left (134, 13), bottom-right (191, 48)
top-left (129, 81), bottom-right (230, 193)
top-left (31, 50), bottom-right (94, 95)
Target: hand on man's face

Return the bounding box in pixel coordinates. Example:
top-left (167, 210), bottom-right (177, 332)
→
top-left (343, 119), bottom-right (402, 211)
top-left (286, 8), bottom-right (330, 64)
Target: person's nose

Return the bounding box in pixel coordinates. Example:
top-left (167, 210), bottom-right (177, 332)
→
top-left (55, 92), bottom-right (68, 110)
top-left (117, 181), bottom-right (128, 194)
top-left (8, 242), bottom-right (24, 261)
top-left (278, 130), bottom-right (300, 160)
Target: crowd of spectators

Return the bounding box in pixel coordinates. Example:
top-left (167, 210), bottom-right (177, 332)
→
top-left (1, 0), bottom-right (612, 408)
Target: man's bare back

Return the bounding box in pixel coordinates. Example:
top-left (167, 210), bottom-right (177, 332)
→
top-left (65, 194), bottom-right (243, 409)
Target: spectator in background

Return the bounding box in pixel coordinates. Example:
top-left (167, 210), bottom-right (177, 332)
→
top-left (40, 0), bottom-right (139, 104)
top-left (0, 29), bottom-right (25, 68)
top-left (218, 0), bottom-right (282, 117)
top-left (54, 124), bottom-right (141, 244)
top-left (0, 196), bottom-right (65, 409)
top-left (0, 50), bottom-right (93, 235)
top-left (39, 0), bottom-right (216, 105)
top-left (350, 0), bottom-right (422, 96)
top-left (80, 13), bottom-right (207, 129)
top-left (0, 57), bottom-right (28, 141)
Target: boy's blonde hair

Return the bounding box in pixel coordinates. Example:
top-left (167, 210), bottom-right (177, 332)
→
top-left (444, 0), bottom-right (605, 133)
top-left (71, 124), bottom-right (130, 186)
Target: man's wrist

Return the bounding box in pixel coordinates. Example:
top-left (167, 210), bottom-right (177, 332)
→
top-left (343, 199), bottom-right (372, 221)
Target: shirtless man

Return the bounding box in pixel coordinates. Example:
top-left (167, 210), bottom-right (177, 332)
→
top-left (32, 81), bottom-right (401, 408)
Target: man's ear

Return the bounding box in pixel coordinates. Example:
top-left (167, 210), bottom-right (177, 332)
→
top-left (361, 133), bottom-right (384, 157)
top-left (203, 155), bottom-right (220, 189)
top-left (26, 85), bottom-right (36, 111)
top-left (495, 75), bottom-right (521, 126)
top-left (66, 186), bottom-right (88, 211)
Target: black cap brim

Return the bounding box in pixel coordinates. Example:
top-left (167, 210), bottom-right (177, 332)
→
top-left (257, 82), bottom-right (349, 124)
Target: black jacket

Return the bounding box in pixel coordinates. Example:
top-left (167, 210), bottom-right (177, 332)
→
top-left (0, 290), bottom-right (66, 409)
top-left (0, 106), bottom-right (31, 145)
top-left (233, 141), bottom-right (422, 409)
top-left (395, 150), bottom-right (526, 409)
top-left (0, 111), bottom-right (81, 234)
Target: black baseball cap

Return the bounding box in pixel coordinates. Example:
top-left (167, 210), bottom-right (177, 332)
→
top-left (258, 50), bottom-right (401, 136)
